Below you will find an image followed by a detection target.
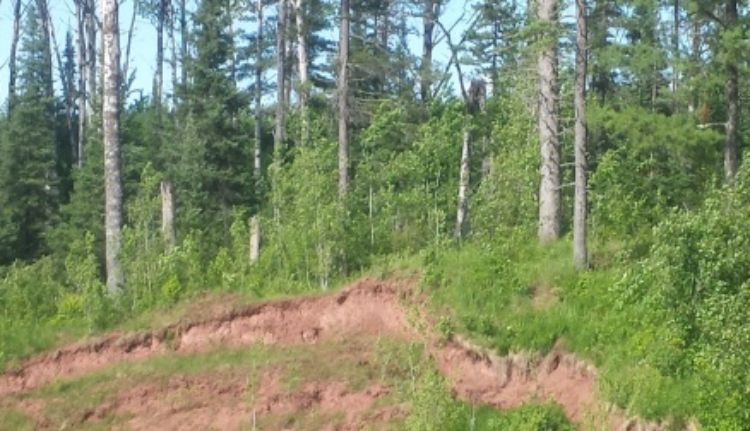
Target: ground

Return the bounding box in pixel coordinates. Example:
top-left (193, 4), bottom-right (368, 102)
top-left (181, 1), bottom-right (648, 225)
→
top-left (0, 278), bottom-right (663, 430)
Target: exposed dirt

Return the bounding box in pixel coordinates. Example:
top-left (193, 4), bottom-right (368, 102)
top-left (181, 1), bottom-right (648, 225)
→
top-left (0, 278), bottom-right (668, 430)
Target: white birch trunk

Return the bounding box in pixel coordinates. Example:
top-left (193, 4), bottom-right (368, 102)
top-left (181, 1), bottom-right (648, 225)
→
top-left (455, 127), bottom-right (471, 239)
top-left (102, 0), bottom-right (124, 294)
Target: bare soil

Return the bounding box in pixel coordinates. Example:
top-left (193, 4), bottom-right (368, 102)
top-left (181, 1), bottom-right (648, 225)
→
top-left (0, 278), bottom-right (666, 430)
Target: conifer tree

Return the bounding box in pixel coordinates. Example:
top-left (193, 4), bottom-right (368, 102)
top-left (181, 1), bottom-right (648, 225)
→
top-left (183, 0), bottom-right (250, 236)
top-left (0, 1), bottom-right (59, 263)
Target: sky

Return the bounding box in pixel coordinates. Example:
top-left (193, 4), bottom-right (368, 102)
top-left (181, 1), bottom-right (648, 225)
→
top-left (0, 0), bottom-right (477, 105)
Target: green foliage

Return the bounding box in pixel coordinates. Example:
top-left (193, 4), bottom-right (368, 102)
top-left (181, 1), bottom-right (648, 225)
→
top-left (0, 1), bottom-right (59, 263)
top-left (589, 104), bottom-right (722, 252)
top-left (471, 95), bottom-right (538, 239)
top-left (614, 171), bottom-right (750, 429)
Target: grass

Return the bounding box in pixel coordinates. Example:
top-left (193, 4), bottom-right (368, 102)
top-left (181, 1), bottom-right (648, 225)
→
top-left (421, 236), bottom-right (698, 424)
top-left (0, 326), bottom-right (573, 430)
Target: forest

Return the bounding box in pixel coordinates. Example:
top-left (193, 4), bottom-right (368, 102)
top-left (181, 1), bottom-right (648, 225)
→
top-left (0, 0), bottom-right (748, 429)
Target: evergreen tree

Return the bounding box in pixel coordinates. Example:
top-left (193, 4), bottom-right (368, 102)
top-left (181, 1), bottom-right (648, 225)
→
top-left (0, 1), bottom-right (59, 263)
top-left (182, 0), bottom-right (251, 239)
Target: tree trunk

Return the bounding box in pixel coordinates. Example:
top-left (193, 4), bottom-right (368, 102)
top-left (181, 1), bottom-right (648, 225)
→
top-left (86, 0), bottom-right (96, 118)
top-left (275, 0), bottom-right (287, 160)
top-left (455, 127), bottom-right (471, 239)
top-left (251, 0), bottom-right (264, 264)
top-left (573, 0), bottom-right (588, 269)
top-left (688, 17), bottom-right (700, 113)
top-left (160, 181), bottom-right (176, 249)
top-left (154, 0), bottom-right (165, 119)
top-left (49, 14), bottom-right (77, 164)
top-left (76, 0), bottom-right (87, 167)
top-left (102, 0), bottom-right (124, 294)
top-left (169, 2), bottom-right (178, 110)
top-left (723, 0), bottom-right (739, 183)
top-left (36, 0), bottom-right (54, 99)
top-left (338, 0), bottom-right (350, 197)
top-left (420, 0), bottom-right (435, 103)
top-left (537, 0), bottom-right (561, 243)
top-left (671, 0), bottom-right (679, 110)
top-left (295, 0), bottom-right (310, 146)
top-left (180, 0), bottom-right (187, 87)
top-left (249, 216), bottom-right (261, 263)
top-left (378, 0), bottom-right (390, 94)
top-left (8, 0), bottom-right (21, 113)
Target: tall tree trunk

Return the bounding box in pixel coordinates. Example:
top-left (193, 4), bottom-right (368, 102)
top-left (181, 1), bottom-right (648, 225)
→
top-left (455, 127), bottom-right (471, 239)
top-left (251, 0), bottom-right (264, 264)
top-left (8, 0), bottom-right (22, 113)
top-left (169, 2), bottom-right (178, 110)
top-left (36, 0), bottom-right (54, 99)
top-left (688, 17), bottom-right (701, 113)
top-left (161, 181), bottom-right (176, 249)
top-left (155, 0), bottom-right (166, 120)
top-left (275, 0), bottom-right (287, 160)
top-left (378, 0), bottom-right (390, 94)
top-left (76, 0), bottom-right (87, 167)
top-left (102, 0), bottom-right (124, 294)
top-left (574, 0), bottom-right (588, 269)
top-left (295, 0), bottom-right (310, 146)
top-left (180, 0), bottom-right (187, 87)
top-left (537, 0), bottom-right (561, 243)
top-left (671, 0), bottom-right (679, 110)
top-left (85, 0), bottom-right (96, 102)
top-left (724, 0), bottom-right (739, 182)
top-left (420, 0), bottom-right (435, 103)
top-left (338, 0), bottom-right (350, 197)
top-left (85, 0), bottom-right (97, 118)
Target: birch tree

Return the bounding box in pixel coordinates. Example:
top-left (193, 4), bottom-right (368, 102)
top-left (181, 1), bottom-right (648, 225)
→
top-left (102, 0), bottom-right (124, 294)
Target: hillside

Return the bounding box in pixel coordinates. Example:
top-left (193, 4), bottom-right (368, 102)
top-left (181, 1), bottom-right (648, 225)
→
top-left (1, 277), bottom-right (675, 430)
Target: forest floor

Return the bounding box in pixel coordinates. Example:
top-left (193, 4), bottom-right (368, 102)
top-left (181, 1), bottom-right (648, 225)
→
top-left (0, 277), bottom-right (662, 430)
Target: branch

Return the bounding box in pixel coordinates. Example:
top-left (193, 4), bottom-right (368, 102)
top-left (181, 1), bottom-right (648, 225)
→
top-left (122, 0), bottom-right (138, 83)
top-left (434, 17), bottom-right (473, 102)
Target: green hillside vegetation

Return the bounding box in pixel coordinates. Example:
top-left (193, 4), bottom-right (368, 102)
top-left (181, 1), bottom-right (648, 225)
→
top-left (1, 0), bottom-right (749, 429)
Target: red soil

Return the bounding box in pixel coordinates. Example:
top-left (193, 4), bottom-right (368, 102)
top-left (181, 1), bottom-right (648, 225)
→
top-left (0, 278), bottom-right (668, 430)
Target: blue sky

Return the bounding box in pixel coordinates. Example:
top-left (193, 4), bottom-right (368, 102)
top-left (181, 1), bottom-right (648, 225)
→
top-left (0, 0), bottom-right (477, 105)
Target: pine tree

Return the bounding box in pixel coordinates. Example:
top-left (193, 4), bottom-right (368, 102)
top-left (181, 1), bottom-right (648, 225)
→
top-left (183, 0), bottom-right (251, 237)
top-left (0, 1), bottom-right (59, 263)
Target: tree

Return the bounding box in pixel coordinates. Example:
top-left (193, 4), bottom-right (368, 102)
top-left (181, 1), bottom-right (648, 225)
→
top-left (338, 0), bottom-right (350, 197)
top-left (8, 0), bottom-right (22, 112)
top-left (102, 0), bottom-right (124, 294)
top-left (295, 0), bottom-right (310, 146)
top-left (275, 0), bottom-right (287, 160)
top-left (420, 0), bottom-right (438, 102)
top-left (183, 0), bottom-right (250, 237)
top-left (574, 0), bottom-right (588, 269)
top-left (251, 0), bottom-right (265, 264)
top-left (722, 0), bottom-right (739, 182)
top-left (0, 0), bottom-right (59, 263)
top-left (536, 0), bottom-right (561, 243)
